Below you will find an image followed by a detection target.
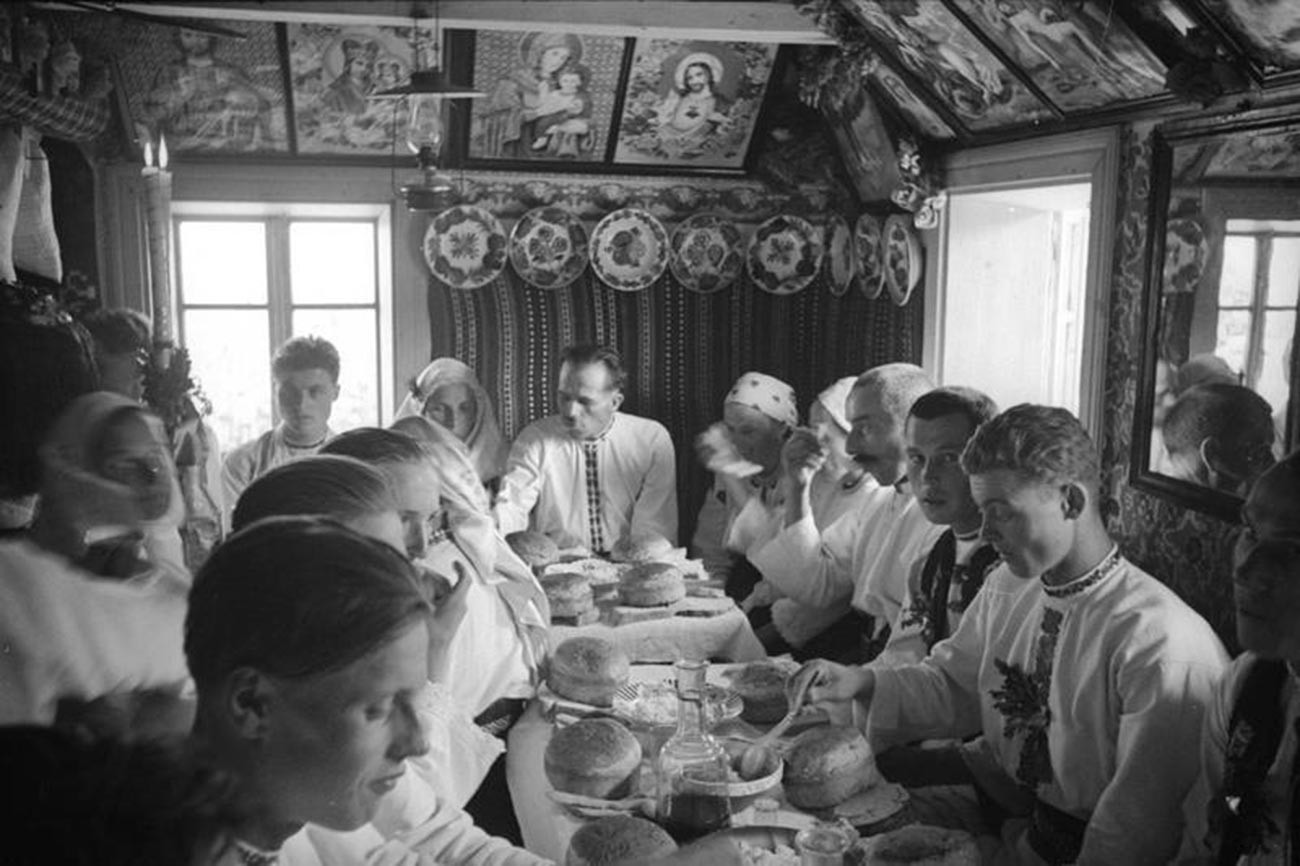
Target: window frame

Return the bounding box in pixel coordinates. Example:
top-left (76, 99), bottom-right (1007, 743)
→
top-left (924, 127), bottom-right (1121, 437)
top-left (1216, 227), bottom-right (1300, 394)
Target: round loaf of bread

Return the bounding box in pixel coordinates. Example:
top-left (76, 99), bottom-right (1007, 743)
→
top-left (542, 572), bottom-right (594, 618)
top-left (732, 661), bottom-right (789, 724)
top-left (610, 534), bottom-right (676, 564)
top-left (783, 725), bottom-right (877, 809)
top-left (857, 825), bottom-right (980, 866)
top-left (545, 718), bottom-right (642, 799)
top-left (506, 530), bottom-right (559, 569)
top-left (565, 816), bottom-right (677, 866)
top-left (548, 636), bottom-right (630, 707)
top-left (618, 562), bottom-right (686, 607)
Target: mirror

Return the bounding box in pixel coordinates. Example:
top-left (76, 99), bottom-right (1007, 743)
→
top-left (1134, 107), bottom-right (1300, 522)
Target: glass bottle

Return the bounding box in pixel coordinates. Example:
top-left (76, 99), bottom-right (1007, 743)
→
top-left (656, 659), bottom-right (732, 842)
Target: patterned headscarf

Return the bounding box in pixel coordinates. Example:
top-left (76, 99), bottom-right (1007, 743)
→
top-left (815, 376), bottom-right (857, 434)
top-left (394, 358), bottom-right (508, 486)
top-left (725, 372), bottom-right (798, 427)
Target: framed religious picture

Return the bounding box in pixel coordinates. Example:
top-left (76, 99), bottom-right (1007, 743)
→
top-left (465, 29), bottom-right (627, 165)
top-left (88, 17), bottom-right (289, 155)
top-left (286, 22), bottom-right (430, 156)
top-left (611, 39), bottom-right (779, 171)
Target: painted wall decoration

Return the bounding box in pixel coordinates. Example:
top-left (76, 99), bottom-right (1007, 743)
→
top-left (1202, 0), bottom-right (1300, 68)
top-left (867, 61), bottom-right (956, 140)
top-left (841, 0), bottom-right (1052, 130)
top-left (612, 39), bottom-right (779, 169)
top-left (467, 30), bottom-right (625, 163)
top-left (1202, 123), bottom-right (1300, 177)
top-left (108, 19), bottom-right (288, 154)
top-left (952, 0), bottom-right (1166, 111)
top-left (287, 23), bottom-right (429, 155)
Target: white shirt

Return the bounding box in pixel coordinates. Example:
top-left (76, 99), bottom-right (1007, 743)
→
top-left (493, 413), bottom-right (678, 548)
top-left (749, 482), bottom-right (942, 631)
top-left (870, 557), bottom-right (1228, 865)
top-left (1179, 652), bottom-right (1300, 865)
top-left (0, 539), bottom-right (190, 724)
top-left (221, 424), bottom-right (332, 523)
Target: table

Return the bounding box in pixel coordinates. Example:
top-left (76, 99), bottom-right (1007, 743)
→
top-left (548, 601), bottom-right (765, 664)
top-left (508, 663), bottom-right (774, 861)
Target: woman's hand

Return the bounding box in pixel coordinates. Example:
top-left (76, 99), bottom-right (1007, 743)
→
top-left (425, 562), bottom-right (472, 683)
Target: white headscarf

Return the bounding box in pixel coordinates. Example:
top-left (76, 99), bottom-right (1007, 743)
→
top-left (725, 371), bottom-right (798, 427)
top-left (814, 376), bottom-right (857, 433)
top-left (395, 358), bottom-right (508, 486)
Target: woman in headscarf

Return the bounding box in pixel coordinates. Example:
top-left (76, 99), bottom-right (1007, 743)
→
top-left (0, 391), bottom-right (191, 730)
top-left (396, 357), bottom-right (509, 492)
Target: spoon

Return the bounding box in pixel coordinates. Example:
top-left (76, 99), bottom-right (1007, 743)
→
top-left (738, 667), bottom-right (814, 780)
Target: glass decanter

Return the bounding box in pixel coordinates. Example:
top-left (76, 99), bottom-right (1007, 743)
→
top-left (655, 659), bottom-right (732, 842)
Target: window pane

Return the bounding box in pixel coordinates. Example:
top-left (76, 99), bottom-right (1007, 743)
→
top-left (289, 222), bottom-right (376, 304)
top-left (1218, 236), bottom-right (1256, 308)
top-left (178, 221), bottom-right (268, 304)
top-left (1257, 310), bottom-right (1295, 421)
top-left (1267, 237), bottom-right (1300, 308)
top-left (183, 309), bottom-right (272, 454)
top-left (292, 308), bottom-right (378, 430)
top-left (1214, 309), bottom-right (1251, 376)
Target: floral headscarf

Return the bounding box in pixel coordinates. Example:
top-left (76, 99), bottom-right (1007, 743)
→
top-left (395, 358), bottom-right (508, 486)
top-left (725, 371), bottom-right (798, 427)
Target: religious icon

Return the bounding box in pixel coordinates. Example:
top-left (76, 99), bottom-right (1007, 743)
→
top-left (613, 39), bottom-right (777, 170)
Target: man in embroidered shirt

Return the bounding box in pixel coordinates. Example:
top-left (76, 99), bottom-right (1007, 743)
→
top-left (747, 362), bottom-right (942, 662)
top-left (797, 404), bottom-right (1227, 865)
top-left (1180, 449), bottom-right (1300, 864)
top-left (493, 344), bottom-right (678, 552)
top-left (221, 335), bottom-right (340, 523)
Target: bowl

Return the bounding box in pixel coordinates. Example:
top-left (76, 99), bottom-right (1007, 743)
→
top-left (681, 745), bottom-right (784, 806)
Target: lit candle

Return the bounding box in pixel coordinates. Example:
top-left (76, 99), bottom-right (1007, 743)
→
top-left (141, 134), bottom-right (173, 343)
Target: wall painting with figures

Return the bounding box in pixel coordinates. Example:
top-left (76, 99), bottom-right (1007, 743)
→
top-left (612, 39), bottom-right (779, 171)
top-left (92, 18), bottom-right (289, 154)
top-left (466, 30), bottom-right (626, 165)
top-left (287, 23), bottom-right (433, 156)
top-left (842, 0), bottom-right (1051, 131)
top-left (951, 0), bottom-right (1166, 111)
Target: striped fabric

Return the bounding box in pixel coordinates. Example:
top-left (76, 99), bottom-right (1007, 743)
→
top-left (581, 440), bottom-right (606, 553)
top-left (426, 254), bottom-right (920, 543)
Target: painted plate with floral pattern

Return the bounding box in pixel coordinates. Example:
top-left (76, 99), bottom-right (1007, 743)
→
top-left (884, 214), bottom-right (922, 306)
top-left (854, 214), bottom-right (885, 300)
top-left (669, 214), bottom-right (744, 295)
top-left (508, 206), bottom-right (589, 290)
top-left (589, 208), bottom-right (670, 292)
top-left (747, 215), bottom-right (823, 296)
top-left (423, 206), bottom-right (508, 290)
top-left (823, 214), bottom-right (856, 297)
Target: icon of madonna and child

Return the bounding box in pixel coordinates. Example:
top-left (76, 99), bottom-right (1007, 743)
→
top-left (472, 32), bottom-right (599, 161)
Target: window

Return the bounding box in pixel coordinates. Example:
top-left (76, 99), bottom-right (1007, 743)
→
top-left (1215, 220), bottom-right (1299, 417)
top-left (173, 203), bottom-right (393, 452)
top-left (927, 129), bottom-right (1119, 433)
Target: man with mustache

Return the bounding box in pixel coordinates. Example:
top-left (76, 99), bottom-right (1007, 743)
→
top-left (796, 405), bottom-right (1226, 864)
top-left (748, 363), bottom-right (942, 662)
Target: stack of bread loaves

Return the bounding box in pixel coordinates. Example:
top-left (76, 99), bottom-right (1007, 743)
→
top-left (565, 816), bottom-right (677, 866)
top-left (548, 636), bottom-right (630, 707)
top-left (783, 725), bottom-right (881, 810)
top-left (609, 533), bottom-right (677, 563)
top-left (618, 561), bottom-right (686, 607)
top-left (542, 572), bottom-right (596, 625)
top-left (544, 717), bottom-right (642, 799)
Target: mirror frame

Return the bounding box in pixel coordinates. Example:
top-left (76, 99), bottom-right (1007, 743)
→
top-left (1132, 104), bottom-right (1300, 523)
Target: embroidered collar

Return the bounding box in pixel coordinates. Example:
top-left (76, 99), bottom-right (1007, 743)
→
top-left (1042, 545), bottom-right (1122, 599)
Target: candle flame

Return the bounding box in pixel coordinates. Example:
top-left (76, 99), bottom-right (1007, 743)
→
top-left (143, 139), bottom-right (153, 168)
top-left (159, 135), bottom-right (169, 170)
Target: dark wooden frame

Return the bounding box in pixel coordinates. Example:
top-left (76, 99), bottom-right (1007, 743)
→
top-left (1131, 103), bottom-right (1300, 522)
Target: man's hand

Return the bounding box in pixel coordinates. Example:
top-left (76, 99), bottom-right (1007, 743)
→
top-left (781, 428), bottom-right (826, 489)
top-left (795, 659), bottom-right (875, 709)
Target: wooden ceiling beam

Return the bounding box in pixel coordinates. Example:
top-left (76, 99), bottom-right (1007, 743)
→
top-left (49, 1), bottom-right (834, 43)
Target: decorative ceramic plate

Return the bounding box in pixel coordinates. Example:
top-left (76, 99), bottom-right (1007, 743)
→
top-left (669, 214), bottom-right (744, 294)
top-left (589, 208), bottom-right (670, 292)
top-left (883, 214), bottom-right (922, 306)
top-left (508, 206), bottom-right (589, 290)
top-left (854, 213), bottom-right (885, 300)
top-left (747, 215), bottom-right (824, 296)
top-left (823, 214), bottom-right (855, 296)
top-left (423, 206), bottom-right (508, 290)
